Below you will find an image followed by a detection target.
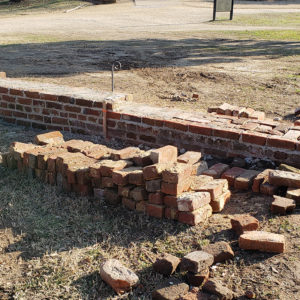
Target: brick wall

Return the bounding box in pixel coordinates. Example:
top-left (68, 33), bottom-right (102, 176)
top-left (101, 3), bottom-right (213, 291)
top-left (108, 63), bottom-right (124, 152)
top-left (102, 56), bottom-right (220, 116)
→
top-left (0, 80), bottom-right (299, 167)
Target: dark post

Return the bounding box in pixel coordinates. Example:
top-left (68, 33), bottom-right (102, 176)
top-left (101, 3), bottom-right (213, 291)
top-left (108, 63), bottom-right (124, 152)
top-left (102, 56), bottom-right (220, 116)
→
top-left (230, 0), bottom-right (234, 20)
top-left (213, 0), bottom-right (216, 21)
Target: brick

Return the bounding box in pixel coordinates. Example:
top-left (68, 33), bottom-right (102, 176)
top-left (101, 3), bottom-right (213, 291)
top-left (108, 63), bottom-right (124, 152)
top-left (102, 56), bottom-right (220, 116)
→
top-left (111, 147), bottom-right (140, 161)
top-left (152, 279), bottom-right (189, 300)
top-left (212, 127), bottom-right (241, 140)
top-left (221, 167), bottom-right (247, 187)
top-left (194, 179), bottom-right (228, 201)
top-left (132, 151), bottom-right (152, 167)
top-left (162, 163), bottom-right (193, 184)
top-left (146, 179), bottom-right (161, 193)
top-left (191, 161), bottom-right (208, 176)
top-left (164, 207), bottom-right (179, 220)
top-left (143, 163), bottom-right (170, 180)
top-left (153, 253), bottom-right (180, 276)
top-left (112, 167), bottom-right (142, 186)
top-left (128, 168), bottom-right (144, 185)
top-left (135, 201), bottom-right (147, 213)
top-left (178, 204), bottom-right (212, 226)
top-left (122, 197), bottom-right (136, 210)
top-left (295, 120), bottom-right (300, 126)
top-left (177, 192), bottom-right (210, 212)
top-left (9, 142), bottom-right (37, 160)
top-left (210, 190), bottom-right (231, 212)
top-left (34, 131), bottom-right (64, 146)
top-left (234, 170), bottom-right (260, 190)
top-left (271, 195), bottom-right (296, 214)
top-left (94, 188), bottom-right (105, 199)
top-left (161, 177), bottom-right (192, 196)
top-left (203, 280), bottom-right (233, 300)
top-left (180, 250), bottom-right (214, 273)
top-left (202, 241), bottom-right (234, 263)
top-left (100, 160), bottom-right (133, 177)
top-left (252, 169), bottom-right (271, 193)
top-left (130, 186), bottom-right (147, 201)
top-left (186, 268), bottom-right (209, 287)
top-left (249, 111), bottom-right (265, 121)
top-left (189, 123), bottom-right (212, 136)
top-left (89, 161), bottom-right (104, 179)
top-left (150, 145), bottom-right (178, 164)
top-left (216, 103), bottom-right (235, 115)
top-left (239, 231), bottom-right (285, 253)
top-left (242, 132), bottom-right (267, 146)
top-left (202, 163), bottom-right (229, 179)
top-left (83, 145), bottom-right (109, 160)
top-left (164, 120), bottom-right (188, 132)
top-left (283, 129), bottom-right (300, 140)
top-left (91, 178), bottom-right (102, 188)
top-left (177, 151), bottom-right (202, 164)
top-left (267, 136), bottom-right (295, 150)
top-left (73, 184), bottom-right (91, 196)
top-left (104, 188), bottom-right (121, 205)
top-left (231, 215), bottom-right (259, 235)
top-left (146, 204), bottom-right (165, 219)
top-left (286, 187), bottom-right (300, 205)
top-left (163, 195), bottom-right (178, 208)
top-left (269, 170), bottom-right (300, 188)
top-left (101, 176), bottom-right (115, 188)
top-left (190, 175), bottom-right (213, 191)
top-left (260, 182), bottom-right (278, 196)
top-left (118, 184), bottom-right (135, 198)
top-left (148, 192), bottom-right (164, 204)
top-left (239, 107), bottom-right (254, 118)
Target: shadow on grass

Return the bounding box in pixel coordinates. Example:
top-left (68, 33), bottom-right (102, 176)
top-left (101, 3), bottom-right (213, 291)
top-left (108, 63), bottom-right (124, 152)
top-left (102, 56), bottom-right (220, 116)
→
top-left (0, 38), bottom-right (300, 77)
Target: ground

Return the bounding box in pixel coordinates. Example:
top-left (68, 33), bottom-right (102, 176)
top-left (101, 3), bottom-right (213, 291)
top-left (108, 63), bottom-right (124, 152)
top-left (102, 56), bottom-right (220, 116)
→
top-left (0, 1), bottom-right (300, 299)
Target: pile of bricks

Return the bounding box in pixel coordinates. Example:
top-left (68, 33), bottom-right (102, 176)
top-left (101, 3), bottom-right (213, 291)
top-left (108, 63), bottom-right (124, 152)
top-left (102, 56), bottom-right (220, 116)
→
top-left (3, 131), bottom-right (300, 226)
top-left (1, 131), bottom-right (232, 226)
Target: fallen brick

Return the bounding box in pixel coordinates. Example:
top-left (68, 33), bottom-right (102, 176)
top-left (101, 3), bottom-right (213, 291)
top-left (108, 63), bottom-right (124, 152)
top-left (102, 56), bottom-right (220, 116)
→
top-left (260, 182), bottom-right (278, 196)
top-left (234, 170), bottom-right (260, 190)
top-left (278, 163), bottom-right (300, 175)
top-left (177, 151), bottom-right (202, 164)
top-left (82, 144), bottom-right (109, 160)
top-left (153, 253), bottom-right (181, 276)
top-left (271, 195), bottom-right (296, 214)
top-left (239, 231), bottom-right (285, 253)
top-left (100, 259), bottom-right (139, 294)
top-left (190, 175), bottom-right (214, 191)
top-left (210, 190), bottom-right (231, 212)
top-left (65, 139), bottom-right (94, 153)
top-left (152, 278), bottom-right (189, 300)
top-left (221, 167), bottom-right (246, 187)
top-left (202, 163), bottom-right (229, 179)
top-left (162, 163), bottom-right (193, 184)
top-left (34, 131), bottom-right (64, 146)
top-left (202, 241), bottom-right (234, 263)
top-left (231, 215), bottom-right (259, 235)
top-left (111, 147), bottom-right (141, 160)
top-left (195, 179), bottom-right (228, 201)
top-left (180, 250), bottom-right (214, 273)
top-left (146, 204), bottom-right (165, 219)
top-left (269, 170), bottom-right (300, 188)
top-left (286, 187), bottom-right (300, 205)
top-left (150, 145), bottom-right (178, 164)
top-left (178, 204), bottom-right (212, 226)
top-left (249, 111), bottom-right (265, 121)
top-left (132, 150), bottom-right (152, 166)
top-left (203, 280), bottom-right (233, 300)
top-left (177, 192), bottom-right (211, 212)
top-left (100, 160), bottom-right (133, 177)
top-left (185, 268), bottom-right (209, 287)
top-left (252, 169), bottom-right (271, 193)
top-left (143, 163), bottom-right (170, 180)
top-left (9, 142), bottom-right (37, 161)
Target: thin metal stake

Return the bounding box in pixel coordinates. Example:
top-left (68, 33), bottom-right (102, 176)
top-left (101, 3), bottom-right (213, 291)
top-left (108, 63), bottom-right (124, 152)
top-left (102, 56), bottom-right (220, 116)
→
top-left (111, 61), bottom-right (121, 93)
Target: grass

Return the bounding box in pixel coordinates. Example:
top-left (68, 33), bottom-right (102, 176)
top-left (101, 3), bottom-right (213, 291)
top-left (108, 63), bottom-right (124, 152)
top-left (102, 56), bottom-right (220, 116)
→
top-left (231, 30), bottom-right (300, 41)
top-left (215, 12), bottom-right (300, 28)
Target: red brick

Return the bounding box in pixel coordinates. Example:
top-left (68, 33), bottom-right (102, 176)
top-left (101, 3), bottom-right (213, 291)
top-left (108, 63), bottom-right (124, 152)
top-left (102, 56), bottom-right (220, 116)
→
top-left (271, 195), bottom-right (296, 214)
top-left (52, 117), bottom-right (68, 125)
top-left (295, 120), bottom-right (300, 126)
top-left (135, 201), bottom-right (147, 213)
top-left (139, 135), bottom-right (156, 144)
top-left (17, 97), bottom-right (32, 105)
top-left (260, 182), bottom-right (278, 196)
top-left (177, 151), bottom-right (202, 164)
top-left (189, 123), bottom-right (212, 136)
top-left (118, 184), bottom-right (135, 197)
top-left (10, 89), bottom-right (23, 96)
top-left (122, 113), bottom-right (141, 123)
top-left (163, 195), bottom-right (178, 208)
top-left (3, 95), bottom-right (15, 103)
top-left (132, 151), bottom-right (152, 167)
top-left (65, 105), bottom-right (81, 113)
top-left (0, 87), bottom-right (8, 93)
top-left (242, 132), bottom-right (267, 146)
top-left (234, 170), bottom-right (260, 190)
top-left (162, 163), bottom-right (193, 184)
top-left (40, 93), bottom-right (57, 101)
top-left (101, 176), bottom-right (114, 188)
top-left (24, 91), bottom-right (40, 99)
top-left (143, 163), bottom-right (170, 180)
top-left (210, 190), bottom-right (231, 212)
top-left (146, 204), bottom-right (165, 218)
top-left (161, 177), bottom-right (192, 196)
top-left (221, 167), bottom-right (246, 187)
top-left (145, 179), bottom-right (161, 192)
top-left (286, 187), bottom-right (300, 205)
top-left (252, 169), bottom-right (271, 193)
top-left (103, 188), bottom-right (121, 205)
top-left (112, 167), bottom-right (141, 186)
top-left (164, 207), bottom-right (179, 220)
top-left (269, 170), bottom-right (300, 188)
top-left (212, 128), bottom-right (241, 140)
top-left (75, 98), bottom-right (93, 107)
top-left (34, 131), bottom-right (64, 146)
top-left (122, 197), bottom-right (136, 210)
top-left (249, 111), bottom-right (265, 121)
top-left (107, 111), bottom-right (122, 120)
top-left (149, 192), bottom-right (164, 205)
top-left (111, 147), bottom-right (140, 161)
top-left (267, 136), bottom-right (295, 150)
top-left (150, 145), bottom-right (177, 164)
top-left (195, 179), bottom-right (228, 201)
top-left (84, 108), bottom-right (100, 116)
top-left (231, 214), bottom-right (259, 235)
top-left (239, 231), bottom-right (285, 253)
top-left (130, 186), bottom-right (147, 201)
top-left (178, 204), bottom-right (212, 226)
top-left (177, 192), bottom-right (211, 212)
top-left (164, 120), bottom-right (188, 132)
top-left (142, 117), bottom-right (164, 127)
top-left (202, 163), bottom-right (229, 179)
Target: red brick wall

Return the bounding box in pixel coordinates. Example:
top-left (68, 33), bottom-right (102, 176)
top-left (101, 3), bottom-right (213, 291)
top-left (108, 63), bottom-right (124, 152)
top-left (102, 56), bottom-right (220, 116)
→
top-left (1, 86), bottom-right (300, 167)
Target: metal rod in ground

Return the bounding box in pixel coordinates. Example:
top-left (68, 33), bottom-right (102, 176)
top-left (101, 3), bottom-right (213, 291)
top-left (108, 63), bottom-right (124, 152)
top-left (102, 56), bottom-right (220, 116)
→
top-left (111, 61), bottom-right (121, 93)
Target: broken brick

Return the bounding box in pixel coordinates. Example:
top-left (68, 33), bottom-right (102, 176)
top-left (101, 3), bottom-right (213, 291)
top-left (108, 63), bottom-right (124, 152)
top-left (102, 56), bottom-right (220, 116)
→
top-left (271, 195), bottom-right (296, 214)
top-left (177, 192), bottom-right (211, 212)
top-left (202, 163), bottom-right (229, 179)
top-left (177, 151), bottom-right (201, 164)
top-left (231, 214), bottom-right (259, 235)
top-left (150, 145), bottom-right (178, 164)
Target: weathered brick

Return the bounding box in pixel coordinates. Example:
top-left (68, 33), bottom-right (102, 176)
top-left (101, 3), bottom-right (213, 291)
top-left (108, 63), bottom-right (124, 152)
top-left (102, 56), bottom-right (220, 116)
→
top-left (231, 214), bottom-right (259, 235)
top-left (269, 170), bottom-right (300, 188)
top-left (164, 207), bottom-right (179, 220)
top-left (191, 161), bottom-right (208, 175)
top-left (210, 190), bottom-right (231, 212)
top-left (267, 136), bottom-right (295, 150)
top-left (286, 187), bottom-right (300, 205)
top-left (180, 250), bottom-right (214, 273)
top-left (150, 145), bottom-right (178, 164)
top-left (177, 151), bottom-right (202, 164)
top-left (128, 168), bottom-right (144, 185)
top-left (146, 204), bottom-right (165, 219)
top-left (101, 176), bottom-right (115, 188)
top-left (178, 204), bottom-right (212, 226)
top-left (118, 184), bottom-right (135, 198)
top-left (242, 132), bottom-right (267, 146)
top-left (239, 231), bottom-right (285, 253)
top-left (135, 201), bottom-right (147, 213)
top-left (202, 163), bottom-right (229, 179)
top-left (132, 151), bottom-right (152, 166)
top-left (194, 179), bottom-right (228, 201)
top-left (271, 195), bottom-right (296, 214)
top-left (148, 192), bottom-right (164, 205)
top-left (34, 131), bottom-right (64, 146)
top-left (153, 253), bottom-right (180, 276)
top-left (162, 163), bottom-right (193, 184)
top-left (260, 182), bottom-right (278, 195)
top-left (186, 269), bottom-right (209, 287)
top-left (130, 186), bottom-right (147, 201)
top-left (122, 197), bottom-right (136, 210)
top-left (104, 188), bottom-right (121, 205)
top-left (100, 160), bottom-right (133, 177)
top-left (111, 147), bottom-right (140, 160)
top-left (145, 179), bottom-right (161, 193)
top-left (177, 192), bottom-right (210, 212)
top-left (252, 169), bottom-right (271, 193)
top-left (143, 163), bottom-right (170, 180)
top-left (112, 167), bottom-right (142, 186)
top-left (221, 167), bottom-right (247, 187)
top-left (234, 170), bottom-right (260, 190)
top-left (161, 177), bottom-right (192, 196)
top-left (9, 142), bottom-right (37, 161)
top-left (163, 195), bottom-right (178, 208)
top-left (202, 241), bottom-right (234, 263)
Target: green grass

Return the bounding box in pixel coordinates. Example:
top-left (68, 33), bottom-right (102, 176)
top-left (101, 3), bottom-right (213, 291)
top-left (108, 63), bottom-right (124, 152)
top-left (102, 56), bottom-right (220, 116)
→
top-left (227, 30), bottom-right (300, 41)
top-left (215, 13), bottom-right (300, 27)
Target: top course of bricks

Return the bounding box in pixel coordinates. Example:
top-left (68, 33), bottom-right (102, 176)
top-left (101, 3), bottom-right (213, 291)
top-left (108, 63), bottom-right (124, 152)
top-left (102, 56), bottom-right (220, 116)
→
top-left (0, 78), bottom-right (299, 167)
